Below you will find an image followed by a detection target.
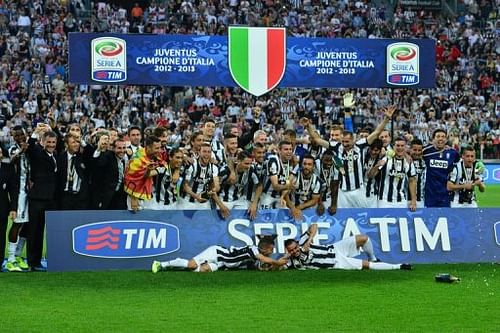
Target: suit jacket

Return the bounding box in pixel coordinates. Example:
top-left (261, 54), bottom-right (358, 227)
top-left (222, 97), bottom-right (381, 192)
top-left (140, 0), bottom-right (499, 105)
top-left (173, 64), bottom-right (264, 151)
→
top-left (0, 162), bottom-right (19, 213)
top-left (56, 150), bottom-right (90, 198)
top-left (26, 137), bottom-right (58, 201)
top-left (93, 150), bottom-right (126, 207)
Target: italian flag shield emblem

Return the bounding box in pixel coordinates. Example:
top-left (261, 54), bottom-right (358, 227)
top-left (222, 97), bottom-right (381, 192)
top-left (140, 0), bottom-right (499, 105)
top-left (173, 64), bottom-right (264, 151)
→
top-left (228, 27), bottom-right (286, 97)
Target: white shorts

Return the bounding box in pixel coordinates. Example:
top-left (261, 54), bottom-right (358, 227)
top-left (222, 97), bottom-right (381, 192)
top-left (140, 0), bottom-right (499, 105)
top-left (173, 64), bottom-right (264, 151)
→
top-left (192, 245), bottom-right (223, 272)
top-left (177, 197), bottom-right (211, 210)
top-left (337, 187), bottom-right (366, 208)
top-left (332, 236), bottom-right (362, 270)
top-left (377, 200), bottom-right (407, 209)
top-left (416, 201), bottom-right (425, 209)
top-left (259, 193), bottom-right (282, 209)
top-left (15, 190), bottom-right (29, 223)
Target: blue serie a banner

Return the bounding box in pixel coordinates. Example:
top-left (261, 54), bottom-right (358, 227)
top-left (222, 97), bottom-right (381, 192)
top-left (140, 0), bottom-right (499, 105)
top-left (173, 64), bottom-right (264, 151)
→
top-left (484, 163), bottom-right (500, 184)
top-left (68, 29), bottom-right (435, 95)
top-left (46, 208), bottom-right (500, 272)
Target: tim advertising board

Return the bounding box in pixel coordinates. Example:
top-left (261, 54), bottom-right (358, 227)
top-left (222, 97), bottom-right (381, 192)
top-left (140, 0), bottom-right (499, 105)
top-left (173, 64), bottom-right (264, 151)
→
top-left (72, 220), bottom-right (179, 258)
top-left (46, 209), bottom-right (500, 272)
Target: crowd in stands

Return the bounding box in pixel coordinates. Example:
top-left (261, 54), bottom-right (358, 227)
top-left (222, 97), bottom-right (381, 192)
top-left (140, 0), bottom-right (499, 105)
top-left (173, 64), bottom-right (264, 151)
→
top-left (0, 0), bottom-right (498, 271)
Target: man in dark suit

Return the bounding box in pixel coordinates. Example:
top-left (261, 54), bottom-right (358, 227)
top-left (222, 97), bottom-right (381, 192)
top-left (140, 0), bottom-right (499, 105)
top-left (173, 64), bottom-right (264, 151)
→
top-left (93, 135), bottom-right (127, 210)
top-left (56, 133), bottom-right (91, 210)
top-left (26, 125), bottom-right (58, 271)
top-left (0, 149), bottom-right (19, 268)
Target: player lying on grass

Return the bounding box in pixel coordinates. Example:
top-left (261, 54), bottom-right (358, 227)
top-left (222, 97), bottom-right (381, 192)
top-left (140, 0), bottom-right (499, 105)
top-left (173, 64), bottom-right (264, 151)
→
top-left (283, 223), bottom-right (412, 271)
top-left (152, 235), bottom-right (288, 273)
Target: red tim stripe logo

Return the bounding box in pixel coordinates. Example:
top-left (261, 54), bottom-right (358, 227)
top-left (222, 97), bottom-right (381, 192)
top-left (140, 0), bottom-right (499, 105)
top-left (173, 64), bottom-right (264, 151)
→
top-left (85, 226), bottom-right (120, 251)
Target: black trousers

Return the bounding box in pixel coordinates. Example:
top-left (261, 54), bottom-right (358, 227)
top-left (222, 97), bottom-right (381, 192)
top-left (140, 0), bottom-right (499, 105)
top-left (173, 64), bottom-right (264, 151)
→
top-left (27, 199), bottom-right (55, 267)
top-left (0, 210), bottom-right (9, 261)
top-left (59, 192), bottom-right (88, 210)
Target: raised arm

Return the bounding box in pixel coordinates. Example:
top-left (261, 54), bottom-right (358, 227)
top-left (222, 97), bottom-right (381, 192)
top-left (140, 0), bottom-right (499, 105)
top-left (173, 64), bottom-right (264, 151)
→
top-left (301, 118), bottom-right (330, 149)
top-left (366, 105), bottom-right (396, 145)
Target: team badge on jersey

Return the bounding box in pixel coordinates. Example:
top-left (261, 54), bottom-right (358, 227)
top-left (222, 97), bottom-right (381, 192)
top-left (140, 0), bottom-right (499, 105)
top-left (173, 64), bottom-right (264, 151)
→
top-left (228, 27), bottom-right (286, 96)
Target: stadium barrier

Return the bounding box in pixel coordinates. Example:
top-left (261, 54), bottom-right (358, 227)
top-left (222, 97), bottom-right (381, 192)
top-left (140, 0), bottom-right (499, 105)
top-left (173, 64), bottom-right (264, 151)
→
top-left (46, 208), bottom-right (500, 272)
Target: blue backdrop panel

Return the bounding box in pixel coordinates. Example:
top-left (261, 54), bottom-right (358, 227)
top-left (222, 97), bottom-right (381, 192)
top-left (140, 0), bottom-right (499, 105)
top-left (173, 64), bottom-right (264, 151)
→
top-left (69, 33), bottom-right (435, 88)
top-left (46, 208), bottom-right (500, 272)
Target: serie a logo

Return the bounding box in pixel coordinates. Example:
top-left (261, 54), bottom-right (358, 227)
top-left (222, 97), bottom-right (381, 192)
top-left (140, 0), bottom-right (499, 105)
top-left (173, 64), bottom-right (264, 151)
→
top-left (91, 37), bottom-right (127, 83)
top-left (386, 42), bottom-right (419, 86)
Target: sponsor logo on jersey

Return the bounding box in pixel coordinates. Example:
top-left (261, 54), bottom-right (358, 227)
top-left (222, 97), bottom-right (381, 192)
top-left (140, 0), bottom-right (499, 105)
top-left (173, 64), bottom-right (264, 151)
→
top-left (91, 37), bottom-right (127, 83)
top-left (387, 42), bottom-right (419, 86)
top-left (429, 159), bottom-right (448, 169)
top-left (73, 220), bottom-right (179, 258)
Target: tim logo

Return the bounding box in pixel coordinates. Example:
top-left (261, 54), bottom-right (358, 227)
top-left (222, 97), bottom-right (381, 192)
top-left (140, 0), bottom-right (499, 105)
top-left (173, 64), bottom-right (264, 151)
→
top-left (91, 37), bottom-right (127, 83)
top-left (72, 221), bottom-right (179, 258)
top-left (387, 43), bottom-right (419, 86)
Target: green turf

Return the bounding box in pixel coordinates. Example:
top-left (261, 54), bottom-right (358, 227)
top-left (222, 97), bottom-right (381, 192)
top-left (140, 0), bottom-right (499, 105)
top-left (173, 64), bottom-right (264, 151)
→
top-left (1, 264), bottom-right (498, 332)
top-left (476, 183), bottom-right (500, 207)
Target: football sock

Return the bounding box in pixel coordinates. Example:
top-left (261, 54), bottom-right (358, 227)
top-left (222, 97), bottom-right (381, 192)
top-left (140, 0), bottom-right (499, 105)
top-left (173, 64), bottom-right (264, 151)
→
top-left (368, 262), bottom-right (400, 270)
top-left (161, 258), bottom-right (188, 269)
top-left (15, 237), bottom-right (26, 257)
top-left (8, 242), bottom-right (17, 262)
top-left (362, 238), bottom-right (377, 261)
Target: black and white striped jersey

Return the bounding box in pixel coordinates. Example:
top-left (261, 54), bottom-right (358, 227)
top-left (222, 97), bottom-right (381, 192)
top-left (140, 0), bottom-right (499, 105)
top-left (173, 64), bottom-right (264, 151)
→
top-left (219, 166), bottom-right (251, 202)
top-left (309, 145), bottom-right (325, 160)
top-left (410, 159), bottom-right (426, 202)
top-left (448, 160), bottom-right (480, 204)
top-left (211, 140), bottom-right (225, 164)
top-left (247, 161), bottom-right (264, 201)
top-left (314, 160), bottom-right (333, 201)
top-left (378, 157), bottom-right (416, 202)
top-left (364, 154), bottom-right (380, 198)
top-left (154, 166), bottom-right (183, 207)
top-left (291, 166), bottom-right (321, 206)
top-left (182, 159), bottom-right (218, 202)
top-left (262, 155), bottom-right (292, 198)
top-left (216, 245), bottom-right (260, 269)
top-left (286, 232), bottom-right (336, 270)
top-left (330, 138), bottom-right (369, 191)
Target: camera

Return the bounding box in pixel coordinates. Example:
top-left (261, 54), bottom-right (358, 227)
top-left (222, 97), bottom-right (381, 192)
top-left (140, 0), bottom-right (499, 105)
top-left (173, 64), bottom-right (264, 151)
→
top-left (458, 190), bottom-right (473, 204)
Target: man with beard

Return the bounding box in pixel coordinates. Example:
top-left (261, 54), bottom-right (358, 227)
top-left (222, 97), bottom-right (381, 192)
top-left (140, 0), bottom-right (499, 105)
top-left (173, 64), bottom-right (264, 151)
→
top-left (285, 155), bottom-right (321, 221)
top-left (259, 141), bottom-right (295, 210)
top-left (422, 129), bottom-right (459, 207)
top-left (409, 139), bottom-right (426, 209)
top-left (212, 150), bottom-right (254, 219)
top-left (180, 142), bottom-right (220, 210)
top-left (369, 137), bottom-right (417, 211)
top-left (284, 224), bottom-right (412, 271)
top-left (447, 146), bottom-right (485, 208)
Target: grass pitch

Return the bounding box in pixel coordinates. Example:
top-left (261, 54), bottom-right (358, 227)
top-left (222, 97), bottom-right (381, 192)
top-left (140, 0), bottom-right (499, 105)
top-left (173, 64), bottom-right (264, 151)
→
top-left (1, 185), bottom-right (499, 332)
top-left (1, 264), bottom-right (498, 332)
top-left (476, 183), bottom-right (500, 207)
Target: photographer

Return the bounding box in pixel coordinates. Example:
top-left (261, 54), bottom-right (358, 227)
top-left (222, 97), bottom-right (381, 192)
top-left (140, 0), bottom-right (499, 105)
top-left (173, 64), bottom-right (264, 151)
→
top-left (447, 146), bottom-right (485, 208)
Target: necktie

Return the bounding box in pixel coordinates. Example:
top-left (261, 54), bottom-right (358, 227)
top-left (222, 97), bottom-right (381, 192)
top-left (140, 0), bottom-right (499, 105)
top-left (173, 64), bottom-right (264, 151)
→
top-left (116, 159), bottom-right (125, 191)
top-left (68, 156), bottom-right (75, 191)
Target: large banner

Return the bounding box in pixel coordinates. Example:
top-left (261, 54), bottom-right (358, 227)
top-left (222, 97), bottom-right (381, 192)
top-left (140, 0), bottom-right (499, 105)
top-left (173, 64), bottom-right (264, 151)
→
top-left (46, 208), bottom-right (500, 272)
top-left (68, 32), bottom-right (435, 93)
top-left (484, 163), bottom-right (500, 184)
